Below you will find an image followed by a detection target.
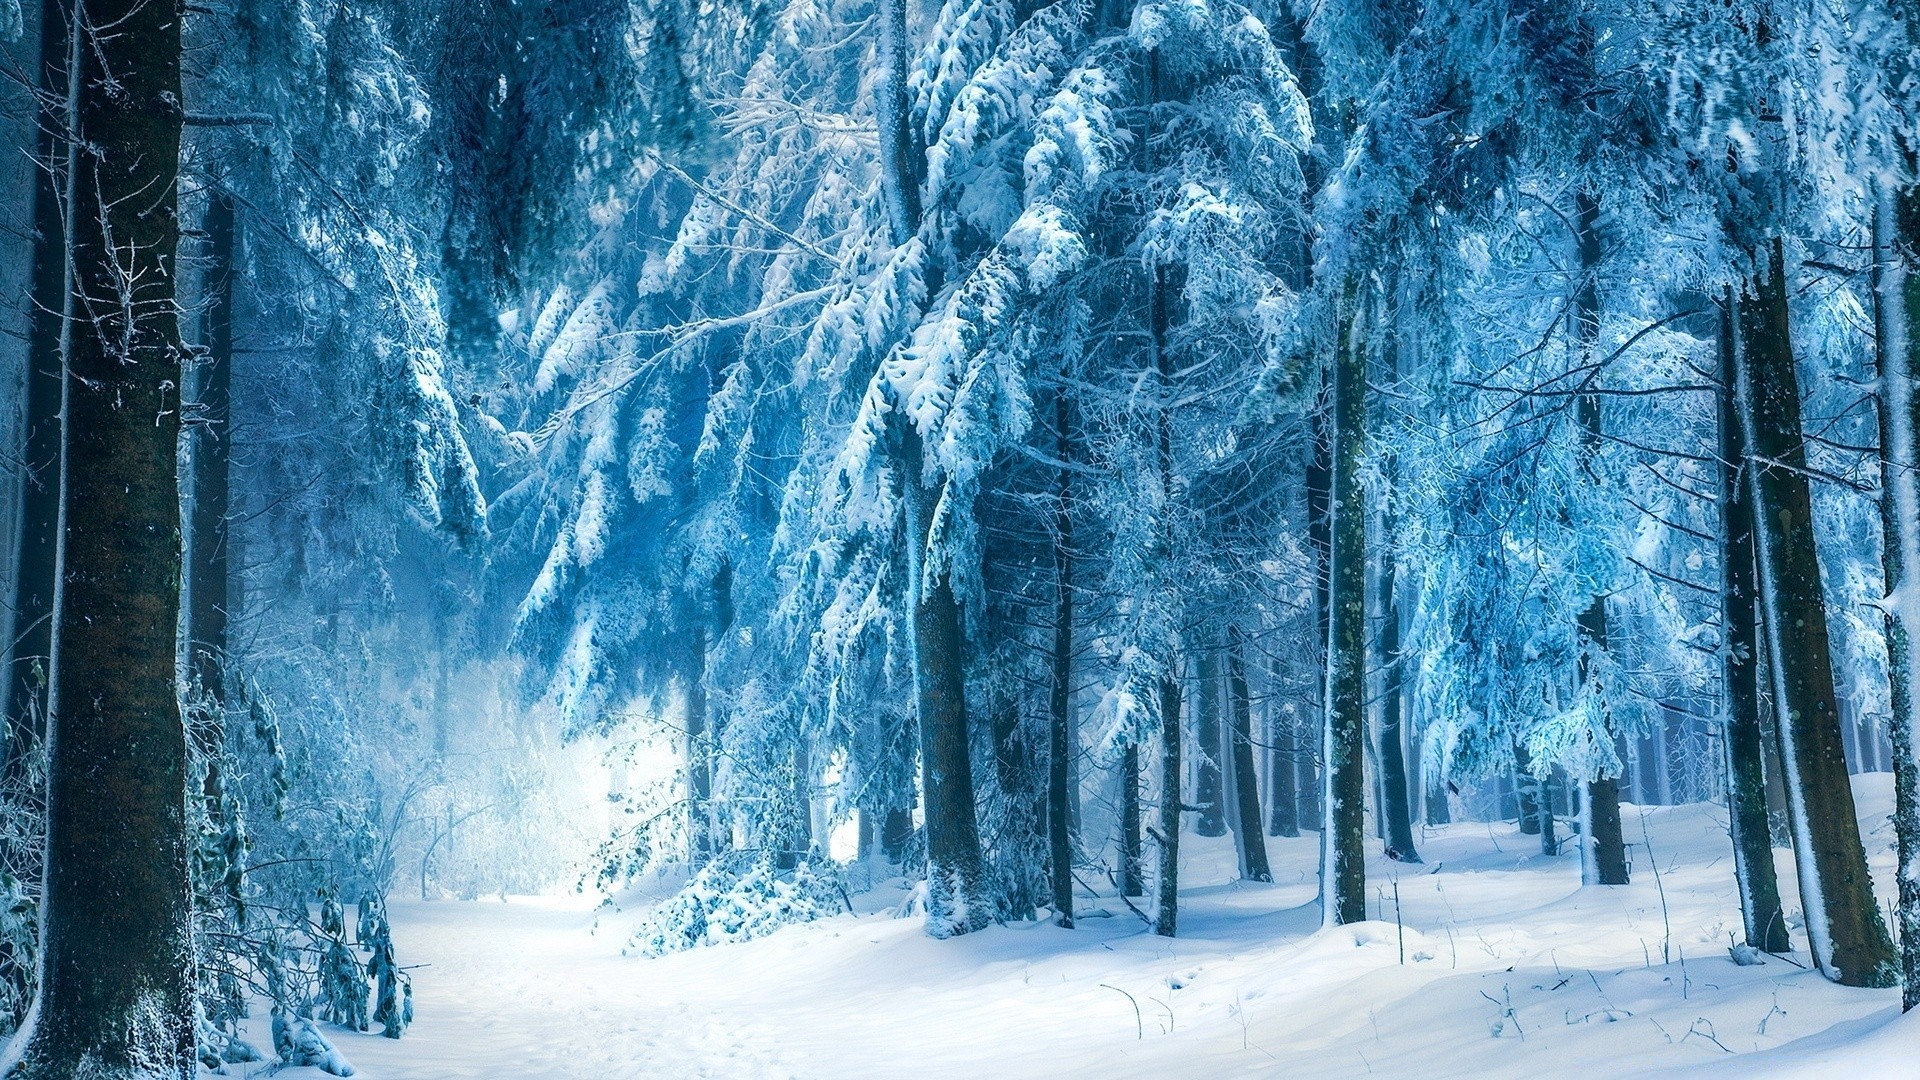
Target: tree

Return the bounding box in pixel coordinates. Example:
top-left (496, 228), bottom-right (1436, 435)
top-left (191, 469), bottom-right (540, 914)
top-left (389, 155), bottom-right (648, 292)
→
top-left (2, 0), bottom-right (196, 1072)
top-left (1193, 646), bottom-right (1228, 837)
top-left (1718, 289), bottom-right (1789, 954)
top-left (1225, 627), bottom-right (1271, 881)
top-left (1734, 239), bottom-right (1897, 988)
top-left (1321, 286), bottom-right (1368, 927)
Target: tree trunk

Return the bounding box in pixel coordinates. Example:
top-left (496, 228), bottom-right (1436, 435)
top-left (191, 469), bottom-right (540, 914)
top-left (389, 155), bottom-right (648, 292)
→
top-left (1569, 190), bottom-right (1625, 883)
top-left (1305, 365), bottom-right (1333, 848)
top-left (1322, 288), bottom-right (1367, 927)
top-left (1048, 393), bottom-right (1076, 925)
top-left (1227, 628), bottom-right (1271, 881)
top-left (6, 0), bottom-right (196, 1071)
top-left (1267, 657), bottom-right (1299, 837)
top-left (1375, 526), bottom-right (1419, 863)
top-left (1737, 238), bottom-right (1897, 987)
top-left (1154, 675), bottom-right (1181, 937)
top-left (1, 0), bottom-right (69, 809)
top-left (1193, 645), bottom-right (1227, 837)
top-left (1719, 287), bottom-right (1791, 952)
top-left (991, 694), bottom-right (1040, 918)
top-left (1119, 745), bottom-right (1142, 897)
top-left (874, 0), bottom-right (985, 937)
top-left (1872, 186), bottom-right (1920, 1005)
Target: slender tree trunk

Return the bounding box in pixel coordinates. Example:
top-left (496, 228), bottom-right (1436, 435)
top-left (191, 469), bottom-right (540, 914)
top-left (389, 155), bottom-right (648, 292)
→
top-left (1719, 288), bottom-right (1791, 952)
top-left (991, 694), bottom-right (1040, 918)
top-left (1193, 645), bottom-right (1227, 837)
top-left (1871, 185), bottom-right (1920, 1005)
top-left (1154, 675), bottom-right (1181, 937)
top-left (1322, 288), bottom-right (1367, 927)
top-left (6, 0), bottom-right (196, 1072)
top-left (1737, 238), bottom-right (1897, 987)
top-left (1, 0), bottom-right (69, 807)
top-left (1569, 190), bottom-right (1626, 883)
top-left (1049, 394), bottom-right (1076, 925)
top-left (1119, 745), bottom-right (1142, 897)
top-left (1226, 628), bottom-right (1271, 881)
top-left (1579, 604), bottom-right (1628, 883)
top-left (1376, 529), bottom-right (1418, 863)
top-left (1150, 246), bottom-right (1180, 936)
top-left (1267, 657), bottom-right (1298, 837)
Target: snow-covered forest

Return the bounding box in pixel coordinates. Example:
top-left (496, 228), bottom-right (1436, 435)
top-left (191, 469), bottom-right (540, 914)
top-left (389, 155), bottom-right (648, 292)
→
top-left (1, 0), bottom-right (1919, 1075)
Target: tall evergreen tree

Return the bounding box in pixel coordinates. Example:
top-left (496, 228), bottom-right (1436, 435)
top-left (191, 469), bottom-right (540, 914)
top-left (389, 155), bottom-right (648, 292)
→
top-left (4, 0), bottom-right (196, 1072)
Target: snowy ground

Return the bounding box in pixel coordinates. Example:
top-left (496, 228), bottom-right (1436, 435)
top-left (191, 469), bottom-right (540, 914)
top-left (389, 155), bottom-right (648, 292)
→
top-left (214, 777), bottom-right (1918, 1078)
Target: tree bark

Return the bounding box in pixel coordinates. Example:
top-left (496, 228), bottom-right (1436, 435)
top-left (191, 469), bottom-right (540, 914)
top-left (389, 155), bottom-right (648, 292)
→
top-left (1266, 657), bottom-right (1299, 837)
top-left (1154, 675), bottom-right (1181, 937)
top-left (1193, 645), bottom-right (1227, 837)
top-left (6, 0), bottom-right (196, 1071)
top-left (1, 0), bottom-right (70, 807)
top-left (1737, 238), bottom-right (1897, 987)
top-left (873, 0), bottom-right (985, 937)
top-left (1322, 288), bottom-right (1367, 927)
top-left (1226, 628), bottom-right (1271, 881)
top-left (1871, 185), bottom-right (1920, 1004)
top-left (1719, 287), bottom-right (1791, 952)
top-left (1569, 190), bottom-right (1626, 883)
top-left (1048, 392), bottom-right (1076, 925)
top-left (1375, 476), bottom-right (1418, 864)
top-left (1119, 745), bottom-right (1142, 897)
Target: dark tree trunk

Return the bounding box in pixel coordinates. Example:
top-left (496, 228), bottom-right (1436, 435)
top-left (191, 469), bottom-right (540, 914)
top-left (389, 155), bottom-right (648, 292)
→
top-left (1149, 242), bottom-right (1180, 935)
top-left (1119, 745), bottom-right (1142, 897)
top-left (8, 0), bottom-right (196, 1072)
top-left (1719, 288), bottom-right (1790, 952)
top-left (1871, 186), bottom-right (1920, 1004)
top-left (1305, 368), bottom-right (1332, 846)
top-left (1226, 629), bottom-right (1271, 881)
top-left (874, 0), bottom-right (985, 937)
top-left (907, 541), bottom-right (988, 935)
top-left (1193, 646), bottom-right (1227, 837)
top-left (1267, 658), bottom-right (1299, 837)
top-left (1154, 675), bottom-right (1181, 937)
top-left (1569, 191), bottom-right (1627, 884)
top-left (991, 694), bottom-right (1041, 918)
top-left (1, 0), bottom-right (69, 807)
top-left (1538, 770), bottom-right (1560, 857)
top-left (1048, 393), bottom-right (1076, 925)
top-left (1375, 529), bottom-right (1418, 863)
top-left (1322, 289), bottom-right (1367, 927)
top-left (1737, 239), bottom-right (1897, 987)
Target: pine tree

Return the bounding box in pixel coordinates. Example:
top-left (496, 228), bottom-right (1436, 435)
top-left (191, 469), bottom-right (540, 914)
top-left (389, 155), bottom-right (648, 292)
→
top-left (1225, 627), bottom-right (1271, 881)
top-left (1322, 287), bottom-right (1368, 927)
top-left (4, 0), bottom-right (196, 1072)
top-left (1735, 239), bottom-right (1897, 988)
top-left (1718, 288), bottom-right (1789, 954)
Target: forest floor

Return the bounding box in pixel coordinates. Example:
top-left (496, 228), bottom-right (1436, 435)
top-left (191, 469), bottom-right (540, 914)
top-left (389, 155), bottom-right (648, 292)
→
top-left (215, 777), bottom-right (1917, 1079)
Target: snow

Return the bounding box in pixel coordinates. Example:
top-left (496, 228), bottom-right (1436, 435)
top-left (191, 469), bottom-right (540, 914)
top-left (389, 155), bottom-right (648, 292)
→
top-left (206, 778), bottom-right (1912, 1078)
